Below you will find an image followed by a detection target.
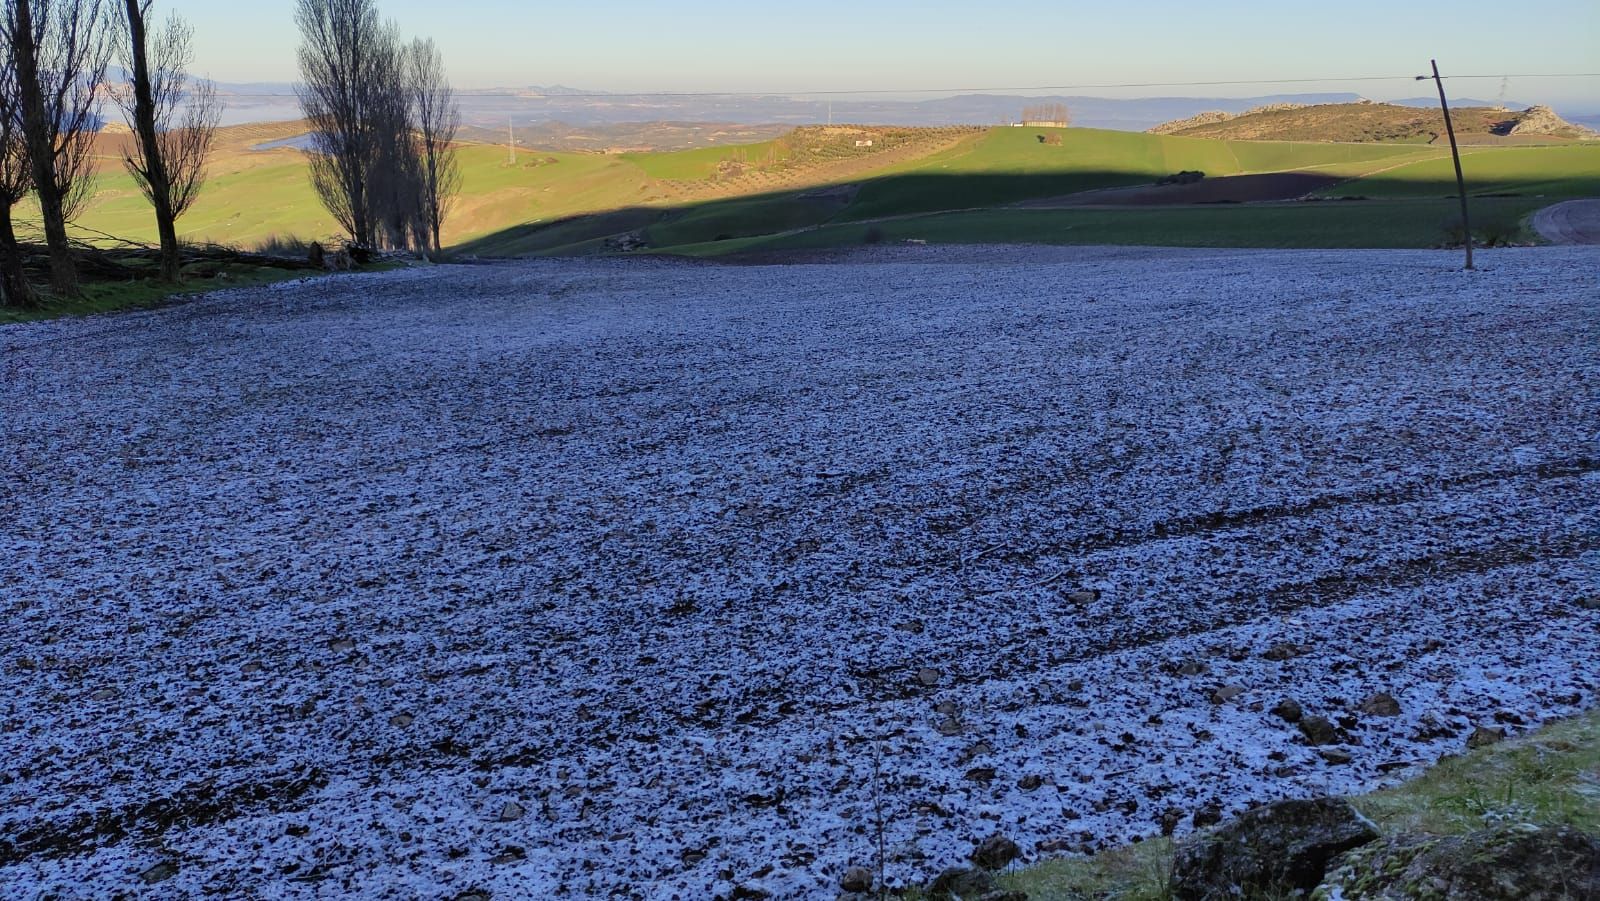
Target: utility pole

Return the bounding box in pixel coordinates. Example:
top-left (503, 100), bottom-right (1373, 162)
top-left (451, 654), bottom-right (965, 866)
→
top-left (508, 116), bottom-right (517, 166)
top-left (1420, 60), bottom-right (1473, 270)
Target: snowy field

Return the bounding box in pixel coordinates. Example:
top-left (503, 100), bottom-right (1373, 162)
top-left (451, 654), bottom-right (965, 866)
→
top-left (2, 246), bottom-right (1597, 899)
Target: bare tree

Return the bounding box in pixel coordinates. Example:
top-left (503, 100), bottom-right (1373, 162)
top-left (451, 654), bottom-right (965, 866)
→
top-left (295, 0), bottom-right (395, 249)
top-left (406, 37), bottom-right (458, 255)
top-left (1021, 103), bottom-right (1071, 128)
top-left (296, 0), bottom-right (460, 256)
top-left (116, 0), bottom-right (219, 283)
top-left (368, 43), bottom-right (423, 251)
top-left (2, 0), bottom-right (112, 296)
top-left (0, 29), bottom-right (36, 307)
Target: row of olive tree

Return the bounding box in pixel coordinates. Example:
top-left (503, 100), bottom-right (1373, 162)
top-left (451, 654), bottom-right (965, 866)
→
top-left (0, 0), bottom-right (217, 306)
top-left (295, 0), bottom-right (459, 255)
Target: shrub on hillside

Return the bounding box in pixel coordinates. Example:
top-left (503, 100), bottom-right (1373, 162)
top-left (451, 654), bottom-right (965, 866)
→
top-left (1439, 217), bottom-right (1523, 248)
top-left (1475, 219), bottom-right (1523, 247)
top-left (255, 235), bottom-right (312, 259)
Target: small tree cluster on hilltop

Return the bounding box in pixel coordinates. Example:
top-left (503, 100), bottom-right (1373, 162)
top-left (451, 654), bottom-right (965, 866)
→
top-left (1021, 103), bottom-right (1071, 128)
top-left (0, 0), bottom-right (218, 306)
top-left (295, 0), bottom-right (461, 255)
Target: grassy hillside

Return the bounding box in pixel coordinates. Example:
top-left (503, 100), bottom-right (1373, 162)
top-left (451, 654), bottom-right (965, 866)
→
top-left (836, 128), bottom-right (1436, 221)
top-left (457, 128), bottom-right (1466, 256)
top-left (991, 709), bottom-right (1600, 900)
top-left (1323, 144), bottom-right (1600, 198)
top-left (1152, 102), bottom-right (1599, 144)
top-left (657, 197), bottom-right (1553, 257)
top-left (42, 119), bottom-right (1600, 258)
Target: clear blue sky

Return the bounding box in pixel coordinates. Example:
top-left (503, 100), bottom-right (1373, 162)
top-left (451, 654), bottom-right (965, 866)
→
top-left (169, 0), bottom-right (1598, 107)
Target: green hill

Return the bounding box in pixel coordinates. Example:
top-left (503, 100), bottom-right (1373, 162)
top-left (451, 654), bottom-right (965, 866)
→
top-left (1150, 102), bottom-right (1599, 145)
top-left (47, 120), bottom-right (1600, 258)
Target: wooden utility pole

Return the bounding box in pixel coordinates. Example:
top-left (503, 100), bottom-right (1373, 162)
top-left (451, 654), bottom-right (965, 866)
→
top-left (1423, 59), bottom-right (1473, 270)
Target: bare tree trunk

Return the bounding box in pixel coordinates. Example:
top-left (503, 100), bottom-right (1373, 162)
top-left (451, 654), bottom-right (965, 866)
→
top-left (12, 0), bottom-right (76, 295)
top-left (121, 0), bottom-right (180, 283)
top-left (7, 0), bottom-right (109, 298)
top-left (0, 201), bottom-right (33, 307)
top-left (113, 3), bottom-right (215, 281)
top-left (406, 37), bottom-right (459, 257)
top-left (0, 8), bottom-right (33, 307)
top-left (297, 0), bottom-right (392, 250)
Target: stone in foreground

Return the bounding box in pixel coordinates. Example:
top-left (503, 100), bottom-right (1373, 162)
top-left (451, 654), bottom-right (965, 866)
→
top-left (1315, 823), bottom-right (1600, 900)
top-left (839, 865), bottom-right (872, 893)
top-left (927, 866), bottom-right (996, 898)
top-left (1169, 797), bottom-right (1379, 899)
top-left (972, 832), bottom-right (1022, 870)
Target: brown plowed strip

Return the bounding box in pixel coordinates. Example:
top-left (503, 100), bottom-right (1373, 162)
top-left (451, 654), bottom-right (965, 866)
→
top-left (1020, 172), bottom-right (1343, 207)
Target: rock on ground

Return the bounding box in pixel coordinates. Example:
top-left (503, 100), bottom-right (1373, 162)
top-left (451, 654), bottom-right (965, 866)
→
top-left (1316, 823), bottom-right (1600, 900)
top-left (1169, 797), bottom-right (1379, 899)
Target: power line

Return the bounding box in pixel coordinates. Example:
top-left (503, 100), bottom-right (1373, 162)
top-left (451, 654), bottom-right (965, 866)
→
top-left (206, 72), bottom-right (1600, 100)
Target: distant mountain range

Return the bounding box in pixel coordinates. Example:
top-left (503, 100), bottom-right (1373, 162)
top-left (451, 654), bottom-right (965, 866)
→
top-left (1389, 97), bottom-right (1527, 109)
top-left (205, 81), bottom-right (1595, 134)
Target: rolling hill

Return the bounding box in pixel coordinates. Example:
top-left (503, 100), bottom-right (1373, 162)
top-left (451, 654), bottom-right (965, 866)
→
top-left (41, 116), bottom-right (1600, 258)
top-left (1150, 101), bottom-right (1598, 144)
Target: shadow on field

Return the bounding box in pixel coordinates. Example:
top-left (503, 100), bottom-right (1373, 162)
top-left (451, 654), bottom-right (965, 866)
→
top-left (454, 163), bottom-right (1599, 258)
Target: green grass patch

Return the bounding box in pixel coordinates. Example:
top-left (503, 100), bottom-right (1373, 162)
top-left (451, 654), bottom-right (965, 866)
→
top-left (455, 205), bottom-right (664, 257)
top-left (1, 264), bottom-right (321, 324)
top-left (643, 191), bottom-right (850, 247)
top-left (988, 709), bottom-right (1599, 900)
top-left (996, 840), bottom-right (1176, 901)
top-left (1356, 714), bottom-right (1600, 836)
top-left (57, 125), bottom-right (1598, 257)
top-left (665, 197), bottom-right (1547, 256)
top-left (55, 142), bottom-right (652, 250)
top-left (623, 142), bottom-right (786, 180)
top-left (1325, 144), bottom-right (1600, 199)
top-left (837, 129), bottom-right (1442, 222)
top-left (67, 153), bottom-right (340, 248)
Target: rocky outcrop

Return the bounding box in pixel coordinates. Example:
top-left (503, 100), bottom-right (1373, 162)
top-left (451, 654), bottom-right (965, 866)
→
top-left (1241, 102), bottom-right (1310, 116)
top-left (1506, 105), bottom-right (1599, 140)
top-left (924, 865), bottom-right (1027, 900)
top-left (1149, 111), bottom-right (1236, 135)
top-left (1148, 104), bottom-right (1310, 135)
top-left (1168, 798), bottom-right (1380, 899)
top-left (1166, 793), bottom-right (1600, 900)
top-left (1316, 823), bottom-right (1600, 900)
top-left (1147, 100), bottom-right (1598, 142)
top-left (971, 833), bottom-right (1022, 870)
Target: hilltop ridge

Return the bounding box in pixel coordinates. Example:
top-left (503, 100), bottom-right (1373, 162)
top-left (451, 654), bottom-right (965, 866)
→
top-left (1150, 101), bottom-right (1599, 144)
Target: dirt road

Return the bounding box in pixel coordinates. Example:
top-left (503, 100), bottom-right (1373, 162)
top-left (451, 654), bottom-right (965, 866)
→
top-left (1531, 198), bottom-right (1600, 244)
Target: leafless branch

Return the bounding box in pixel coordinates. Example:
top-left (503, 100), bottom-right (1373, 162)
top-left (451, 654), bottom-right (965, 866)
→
top-left (2, 0), bottom-right (112, 295)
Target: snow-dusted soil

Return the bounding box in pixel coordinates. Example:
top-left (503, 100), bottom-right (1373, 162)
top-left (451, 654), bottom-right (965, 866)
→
top-left (2, 246), bottom-right (1597, 900)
